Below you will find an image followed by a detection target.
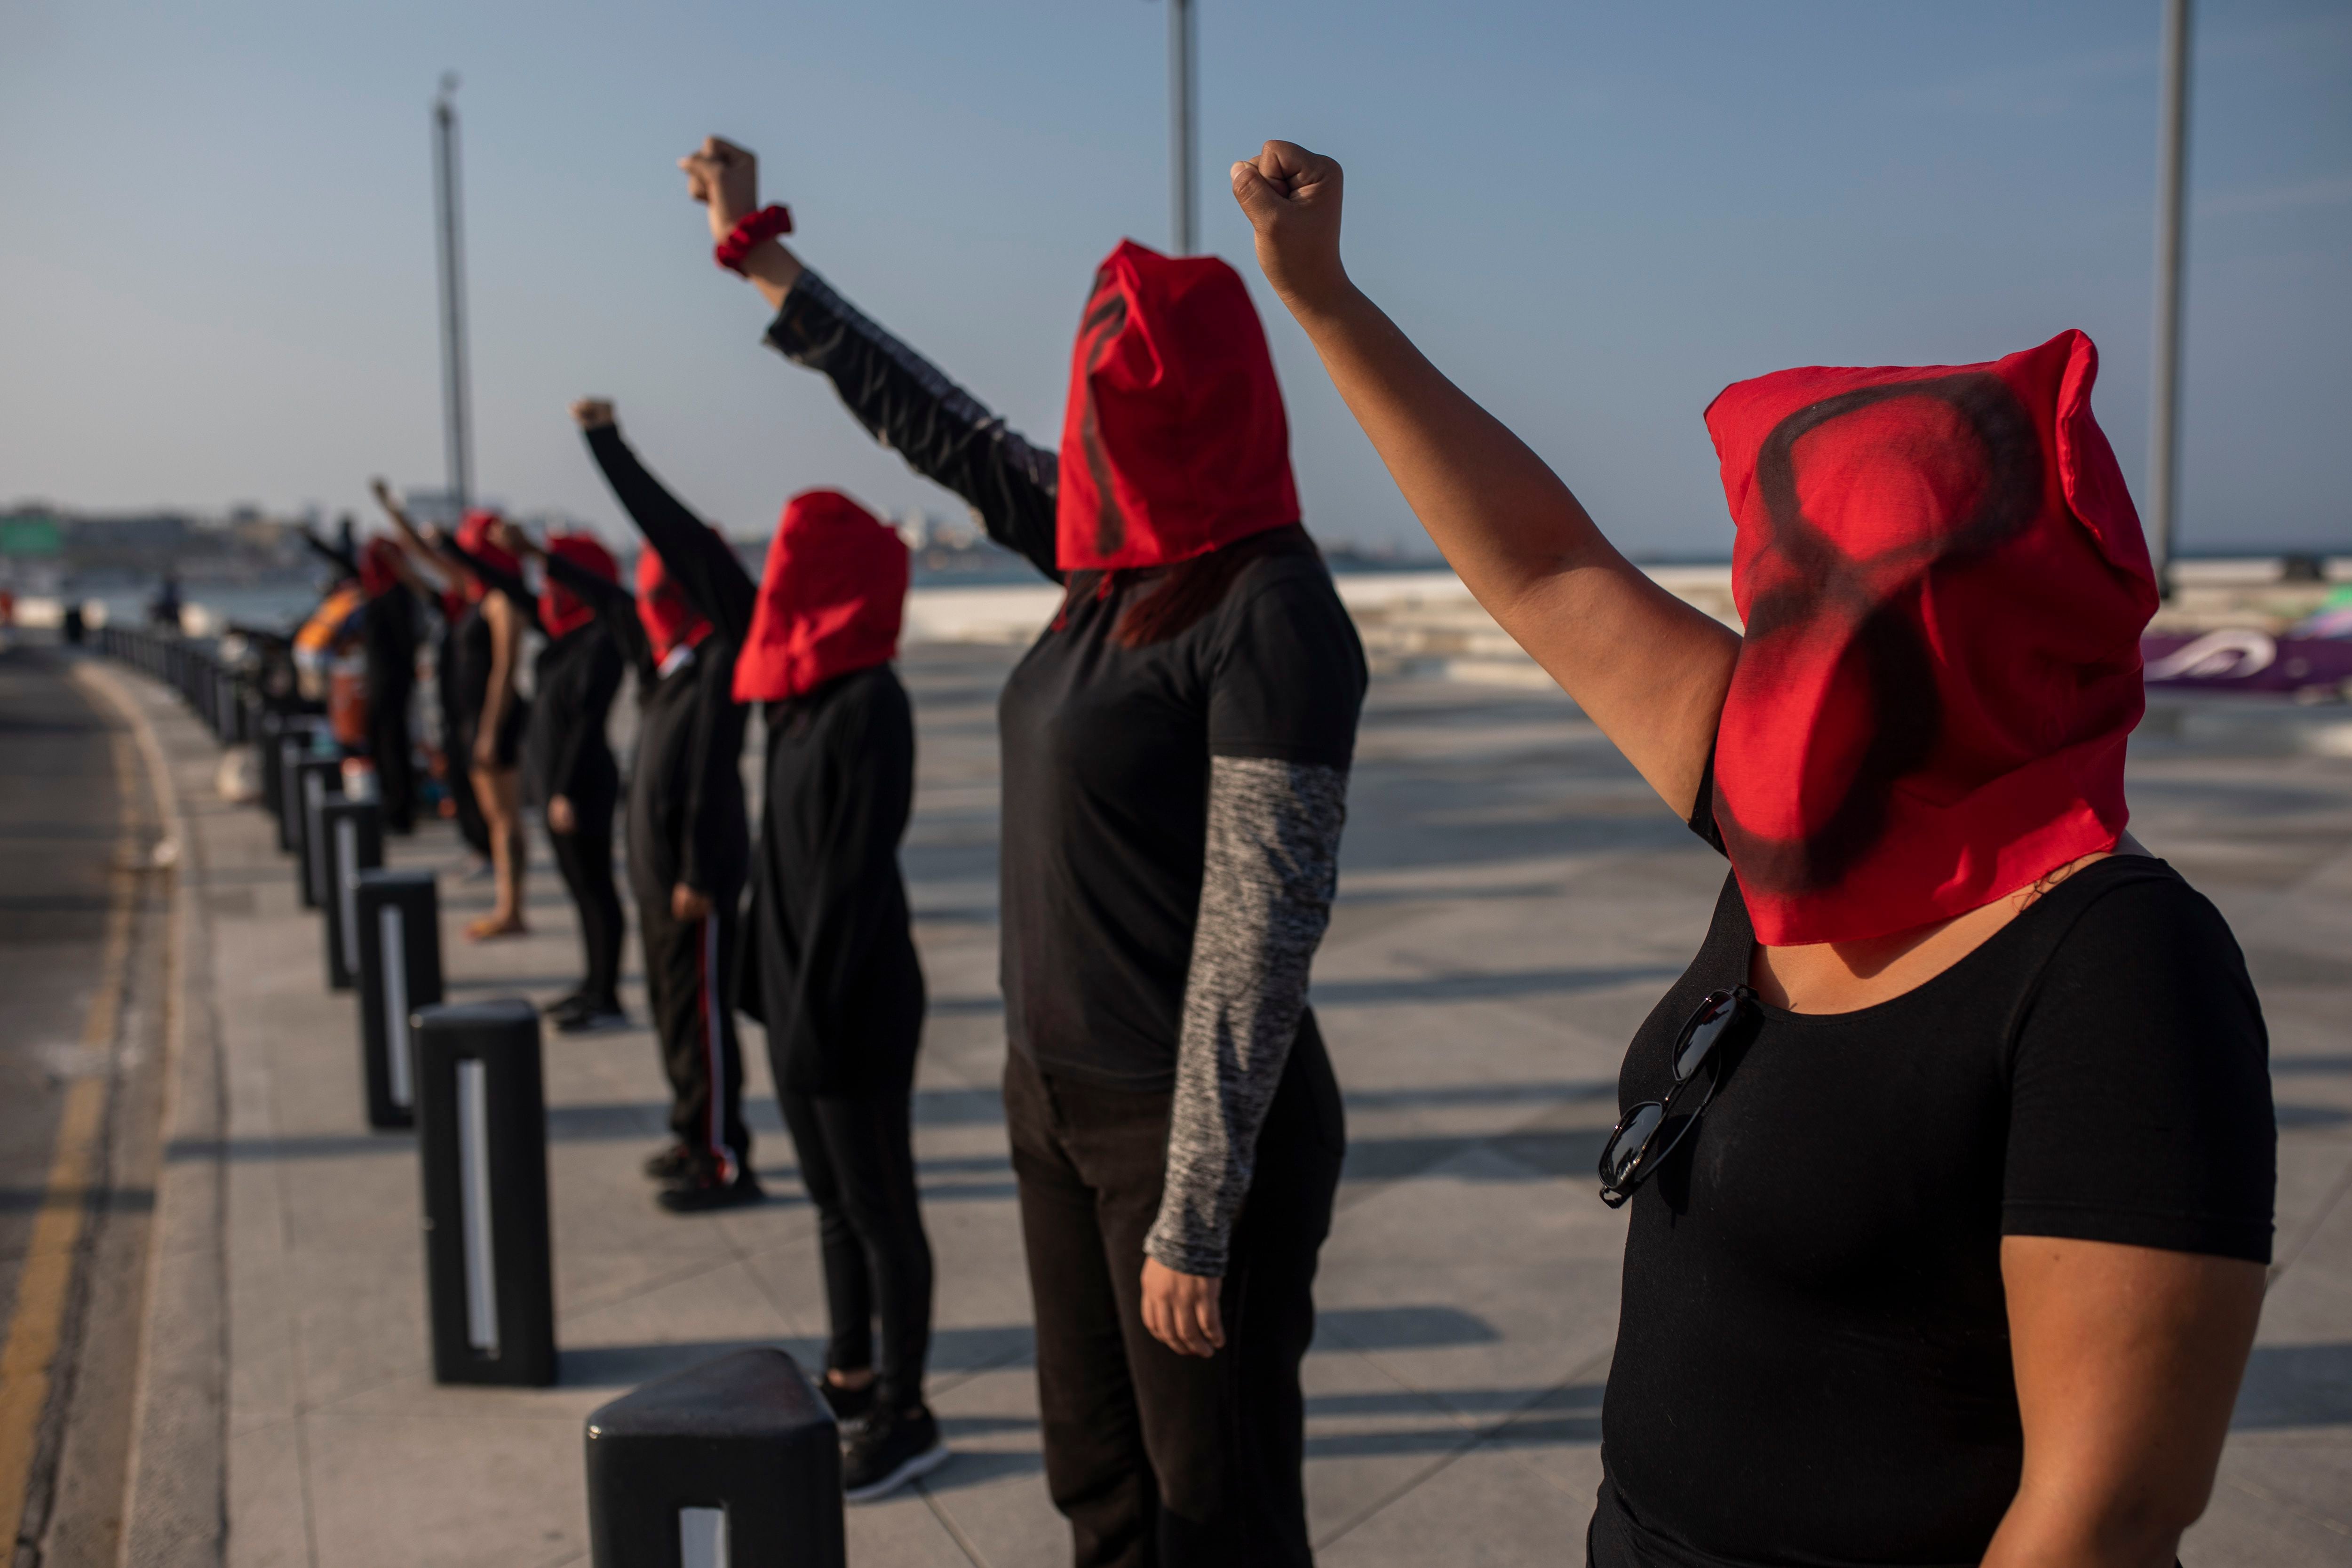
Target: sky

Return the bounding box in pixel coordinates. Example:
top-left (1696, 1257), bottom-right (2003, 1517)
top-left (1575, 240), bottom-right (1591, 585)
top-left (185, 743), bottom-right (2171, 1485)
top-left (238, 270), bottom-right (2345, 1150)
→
top-left (2, 0), bottom-right (2346, 557)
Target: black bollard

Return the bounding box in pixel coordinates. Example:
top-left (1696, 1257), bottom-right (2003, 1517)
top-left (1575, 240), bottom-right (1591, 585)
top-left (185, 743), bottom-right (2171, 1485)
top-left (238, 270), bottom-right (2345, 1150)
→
top-left (319, 797), bottom-right (384, 991)
top-left (353, 869), bottom-right (441, 1130)
top-left (294, 757), bottom-right (342, 911)
top-left (413, 1000), bottom-right (556, 1387)
top-left (258, 712), bottom-right (285, 828)
top-left (274, 723), bottom-right (320, 853)
top-left (584, 1348), bottom-right (846, 1568)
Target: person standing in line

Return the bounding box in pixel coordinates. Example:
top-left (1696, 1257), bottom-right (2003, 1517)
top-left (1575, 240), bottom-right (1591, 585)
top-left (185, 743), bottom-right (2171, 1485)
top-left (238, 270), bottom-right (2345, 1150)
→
top-left (684, 137), bottom-right (1365, 1563)
top-left (568, 399), bottom-right (759, 1212)
top-left (1229, 139), bottom-right (2274, 1568)
top-left (732, 488), bottom-right (937, 1500)
top-left (355, 536), bottom-right (424, 833)
top-left (496, 524), bottom-right (631, 1033)
top-left (372, 482), bottom-right (504, 883)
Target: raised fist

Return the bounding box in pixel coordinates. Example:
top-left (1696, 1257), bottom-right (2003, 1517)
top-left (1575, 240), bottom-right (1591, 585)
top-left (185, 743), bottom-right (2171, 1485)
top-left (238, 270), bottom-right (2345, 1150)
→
top-left (570, 398), bottom-right (616, 431)
top-left (679, 136), bottom-right (758, 243)
top-left (1230, 141), bottom-right (1348, 310)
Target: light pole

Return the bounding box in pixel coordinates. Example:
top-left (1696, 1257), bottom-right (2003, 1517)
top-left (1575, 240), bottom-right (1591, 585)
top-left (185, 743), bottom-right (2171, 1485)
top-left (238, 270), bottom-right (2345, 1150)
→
top-left (2148, 0), bottom-right (2192, 599)
top-left (1168, 0), bottom-right (1196, 255)
top-left (433, 73), bottom-right (475, 514)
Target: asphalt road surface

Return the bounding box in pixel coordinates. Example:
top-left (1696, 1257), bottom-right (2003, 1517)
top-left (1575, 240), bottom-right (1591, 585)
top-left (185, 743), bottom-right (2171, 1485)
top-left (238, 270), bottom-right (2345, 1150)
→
top-left (0, 635), bottom-right (168, 1567)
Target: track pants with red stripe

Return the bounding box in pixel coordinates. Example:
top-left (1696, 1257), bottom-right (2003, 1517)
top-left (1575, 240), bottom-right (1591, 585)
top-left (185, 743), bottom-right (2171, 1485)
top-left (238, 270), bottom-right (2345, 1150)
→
top-left (640, 895), bottom-right (751, 1181)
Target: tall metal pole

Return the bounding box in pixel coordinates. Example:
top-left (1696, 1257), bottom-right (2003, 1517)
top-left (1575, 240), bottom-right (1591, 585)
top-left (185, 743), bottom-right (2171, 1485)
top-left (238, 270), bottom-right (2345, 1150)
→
top-left (1168, 0), bottom-right (1196, 255)
top-left (433, 74), bottom-right (475, 514)
top-left (2148, 0), bottom-right (2192, 599)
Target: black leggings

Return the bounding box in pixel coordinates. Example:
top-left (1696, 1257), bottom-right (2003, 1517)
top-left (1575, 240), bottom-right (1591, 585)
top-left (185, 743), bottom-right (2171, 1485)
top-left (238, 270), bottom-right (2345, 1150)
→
top-left (547, 803), bottom-right (622, 1009)
top-left (368, 674), bottom-right (416, 834)
top-left (1005, 1017), bottom-right (1343, 1568)
top-left (780, 1081), bottom-right (935, 1409)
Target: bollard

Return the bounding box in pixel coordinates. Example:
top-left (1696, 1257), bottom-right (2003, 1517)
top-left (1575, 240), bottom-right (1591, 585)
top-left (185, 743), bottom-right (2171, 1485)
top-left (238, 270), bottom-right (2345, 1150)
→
top-left (274, 723), bottom-right (321, 852)
top-left (413, 1000), bottom-right (556, 1387)
top-left (353, 869), bottom-right (441, 1130)
top-left (294, 757), bottom-right (342, 911)
top-left (319, 797), bottom-right (384, 991)
top-left (258, 712), bottom-right (286, 827)
top-left (585, 1349), bottom-right (846, 1568)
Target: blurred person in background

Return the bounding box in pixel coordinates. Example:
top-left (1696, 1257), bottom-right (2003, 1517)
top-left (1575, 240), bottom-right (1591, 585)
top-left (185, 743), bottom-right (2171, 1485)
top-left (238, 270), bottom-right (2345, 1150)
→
top-left (568, 399), bottom-right (759, 1214)
top-left (1230, 138), bottom-right (2273, 1568)
top-left (373, 484), bottom-right (532, 935)
top-left (356, 535), bottom-right (425, 833)
top-left (493, 522), bottom-right (631, 1033)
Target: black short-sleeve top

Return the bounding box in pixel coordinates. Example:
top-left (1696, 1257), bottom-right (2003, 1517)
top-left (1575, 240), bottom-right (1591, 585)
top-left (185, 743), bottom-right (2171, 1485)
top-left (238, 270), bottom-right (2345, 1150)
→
top-left (995, 546), bottom-right (1367, 1090)
top-left (1599, 797), bottom-right (2276, 1565)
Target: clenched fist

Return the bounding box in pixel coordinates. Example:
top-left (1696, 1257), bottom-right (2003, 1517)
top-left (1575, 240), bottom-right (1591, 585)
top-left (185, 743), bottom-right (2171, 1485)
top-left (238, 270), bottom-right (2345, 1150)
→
top-left (1230, 141), bottom-right (1348, 312)
top-left (679, 136), bottom-right (759, 244)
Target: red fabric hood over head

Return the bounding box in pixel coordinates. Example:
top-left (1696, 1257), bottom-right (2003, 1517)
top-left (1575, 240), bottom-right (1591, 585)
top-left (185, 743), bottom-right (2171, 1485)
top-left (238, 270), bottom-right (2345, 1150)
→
top-left (1704, 329), bottom-right (2158, 946)
top-left (733, 490), bottom-right (908, 703)
top-left (1054, 239), bottom-right (1299, 572)
top-left (358, 537), bottom-right (403, 598)
top-left (635, 547), bottom-right (711, 665)
top-left (455, 510), bottom-right (517, 600)
top-left (541, 533), bottom-right (616, 639)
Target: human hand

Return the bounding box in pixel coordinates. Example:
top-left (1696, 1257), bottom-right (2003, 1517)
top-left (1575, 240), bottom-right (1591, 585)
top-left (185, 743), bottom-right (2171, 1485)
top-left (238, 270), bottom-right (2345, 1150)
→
top-left (570, 398), bottom-right (616, 431)
top-left (547, 795), bottom-right (574, 834)
top-left (1230, 141), bottom-right (1350, 313)
top-left (471, 732), bottom-right (496, 772)
top-left (672, 883), bottom-right (713, 922)
top-left (679, 136), bottom-right (758, 243)
top-left (369, 476), bottom-right (397, 511)
top-left (1140, 1257), bottom-right (1225, 1358)
top-left (489, 518), bottom-right (539, 559)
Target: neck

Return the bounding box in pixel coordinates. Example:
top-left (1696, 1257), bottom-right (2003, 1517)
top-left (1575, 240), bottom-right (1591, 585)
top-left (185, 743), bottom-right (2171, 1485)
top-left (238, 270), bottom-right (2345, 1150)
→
top-left (1751, 843), bottom-right (2131, 1015)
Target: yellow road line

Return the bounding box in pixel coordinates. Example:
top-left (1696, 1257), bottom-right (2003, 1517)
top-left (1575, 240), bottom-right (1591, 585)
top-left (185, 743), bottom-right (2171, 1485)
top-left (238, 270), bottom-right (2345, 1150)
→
top-left (0, 720), bottom-right (142, 1550)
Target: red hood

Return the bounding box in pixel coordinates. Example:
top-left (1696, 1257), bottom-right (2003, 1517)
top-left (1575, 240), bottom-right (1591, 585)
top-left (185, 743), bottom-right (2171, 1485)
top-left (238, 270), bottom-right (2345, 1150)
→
top-left (635, 547), bottom-right (711, 665)
top-left (358, 537), bottom-right (403, 598)
top-left (455, 510), bottom-right (517, 600)
top-left (1054, 239), bottom-right (1299, 572)
top-left (541, 532), bottom-right (617, 639)
top-left (1704, 328), bottom-right (2157, 945)
top-left (733, 490), bottom-right (907, 703)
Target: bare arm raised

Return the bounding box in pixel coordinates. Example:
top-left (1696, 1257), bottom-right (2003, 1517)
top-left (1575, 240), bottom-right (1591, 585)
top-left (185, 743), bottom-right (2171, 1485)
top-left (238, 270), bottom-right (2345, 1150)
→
top-left (1229, 141), bottom-right (1737, 820)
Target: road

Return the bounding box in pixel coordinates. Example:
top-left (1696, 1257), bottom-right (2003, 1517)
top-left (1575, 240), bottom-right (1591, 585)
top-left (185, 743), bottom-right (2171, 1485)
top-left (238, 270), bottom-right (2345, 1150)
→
top-left (0, 635), bottom-right (169, 1567)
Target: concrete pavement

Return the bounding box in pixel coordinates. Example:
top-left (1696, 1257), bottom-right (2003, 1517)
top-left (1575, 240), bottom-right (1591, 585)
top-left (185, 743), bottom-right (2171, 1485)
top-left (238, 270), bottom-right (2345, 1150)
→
top-left (87, 643), bottom-right (2352, 1567)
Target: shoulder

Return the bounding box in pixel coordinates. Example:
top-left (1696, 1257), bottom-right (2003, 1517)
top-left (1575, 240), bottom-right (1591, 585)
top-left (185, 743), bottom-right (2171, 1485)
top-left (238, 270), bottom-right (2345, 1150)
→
top-left (2034, 859), bottom-right (2251, 994)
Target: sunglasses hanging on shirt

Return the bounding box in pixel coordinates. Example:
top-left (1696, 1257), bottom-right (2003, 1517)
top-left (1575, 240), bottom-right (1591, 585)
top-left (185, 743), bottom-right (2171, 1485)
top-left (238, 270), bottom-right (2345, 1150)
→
top-left (1597, 986), bottom-right (1757, 1208)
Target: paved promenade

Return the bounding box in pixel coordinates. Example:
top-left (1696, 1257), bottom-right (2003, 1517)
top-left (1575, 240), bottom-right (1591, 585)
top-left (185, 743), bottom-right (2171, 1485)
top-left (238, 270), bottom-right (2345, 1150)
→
top-left (105, 645), bottom-right (2352, 1566)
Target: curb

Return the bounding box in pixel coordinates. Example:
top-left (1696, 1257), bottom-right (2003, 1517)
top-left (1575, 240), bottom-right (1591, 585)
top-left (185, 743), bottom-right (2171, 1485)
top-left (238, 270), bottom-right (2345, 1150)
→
top-left (74, 661), bottom-right (229, 1568)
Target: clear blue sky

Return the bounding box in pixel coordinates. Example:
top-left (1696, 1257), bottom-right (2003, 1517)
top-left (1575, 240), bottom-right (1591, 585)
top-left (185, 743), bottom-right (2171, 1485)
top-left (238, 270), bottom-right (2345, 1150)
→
top-left (3, 0), bottom-right (2345, 555)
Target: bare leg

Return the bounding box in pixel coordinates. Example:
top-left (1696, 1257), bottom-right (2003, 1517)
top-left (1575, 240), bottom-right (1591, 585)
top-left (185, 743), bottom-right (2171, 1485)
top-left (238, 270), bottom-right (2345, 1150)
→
top-left (466, 764), bottom-right (529, 939)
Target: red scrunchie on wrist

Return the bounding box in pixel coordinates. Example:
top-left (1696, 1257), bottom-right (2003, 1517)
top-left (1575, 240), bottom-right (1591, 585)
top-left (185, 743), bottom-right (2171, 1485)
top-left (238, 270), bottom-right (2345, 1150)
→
top-left (715, 204), bottom-right (795, 274)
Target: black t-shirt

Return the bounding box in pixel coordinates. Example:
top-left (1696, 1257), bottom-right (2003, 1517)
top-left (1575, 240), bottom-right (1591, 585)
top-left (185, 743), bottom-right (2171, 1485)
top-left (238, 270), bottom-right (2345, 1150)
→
top-left (1599, 812), bottom-right (2275, 1564)
top-left (997, 549), bottom-right (1367, 1089)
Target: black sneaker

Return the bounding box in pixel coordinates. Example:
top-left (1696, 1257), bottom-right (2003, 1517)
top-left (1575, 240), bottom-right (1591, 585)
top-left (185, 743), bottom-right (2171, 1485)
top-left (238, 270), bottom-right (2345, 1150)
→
top-left (821, 1375), bottom-right (877, 1430)
top-left (642, 1143), bottom-right (694, 1180)
top-left (540, 990), bottom-right (588, 1019)
top-left (842, 1403), bottom-right (948, 1502)
top-left (555, 1004), bottom-right (630, 1035)
top-left (655, 1163), bottom-right (764, 1213)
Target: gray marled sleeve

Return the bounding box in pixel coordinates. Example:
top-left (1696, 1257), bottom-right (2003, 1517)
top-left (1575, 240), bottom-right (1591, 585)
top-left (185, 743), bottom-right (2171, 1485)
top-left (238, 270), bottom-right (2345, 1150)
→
top-left (1146, 756), bottom-right (1350, 1276)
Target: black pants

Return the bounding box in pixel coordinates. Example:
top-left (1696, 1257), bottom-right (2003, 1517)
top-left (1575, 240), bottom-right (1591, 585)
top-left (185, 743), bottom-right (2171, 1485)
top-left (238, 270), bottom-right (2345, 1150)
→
top-left (779, 1074), bottom-right (934, 1409)
top-left (639, 894), bottom-right (750, 1177)
top-left (1004, 1017), bottom-right (1344, 1568)
top-left (548, 802), bottom-right (623, 1010)
top-left (369, 674), bottom-right (416, 834)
